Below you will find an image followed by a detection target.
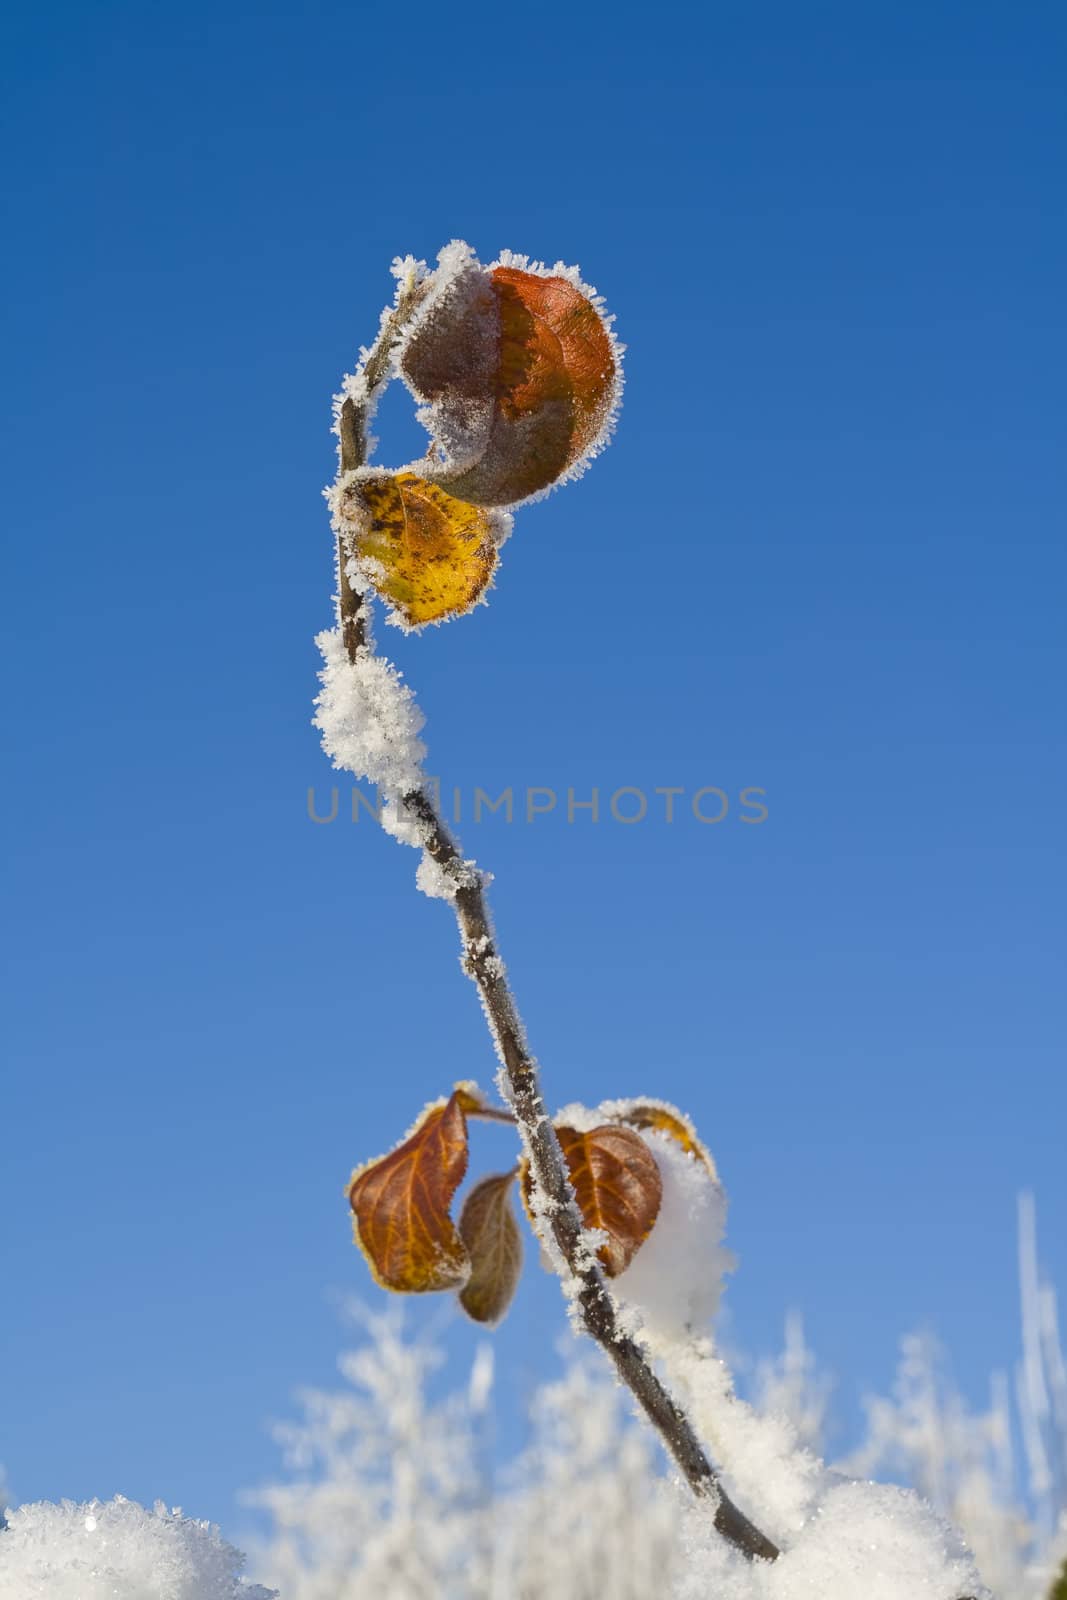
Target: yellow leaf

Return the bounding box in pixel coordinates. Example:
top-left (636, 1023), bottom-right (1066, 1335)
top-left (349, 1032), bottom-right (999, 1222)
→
top-left (338, 471), bottom-right (502, 628)
top-left (614, 1101), bottom-right (719, 1180)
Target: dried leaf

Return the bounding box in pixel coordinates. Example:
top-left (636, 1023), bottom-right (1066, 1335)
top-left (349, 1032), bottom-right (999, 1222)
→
top-left (458, 1171), bottom-right (523, 1324)
top-left (348, 1090), bottom-right (472, 1293)
top-left (402, 261), bottom-right (619, 508)
top-left (615, 1101), bottom-right (719, 1180)
top-left (523, 1124), bottom-right (662, 1277)
top-left (338, 471), bottom-right (502, 628)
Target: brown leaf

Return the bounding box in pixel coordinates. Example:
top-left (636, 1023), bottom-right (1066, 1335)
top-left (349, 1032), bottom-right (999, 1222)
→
top-left (402, 262), bottom-right (619, 508)
top-left (614, 1101), bottom-right (719, 1180)
top-left (523, 1124), bottom-right (662, 1277)
top-left (338, 471), bottom-right (502, 628)
top-left (348, 1091), bottom-right (472, 1293)
top-left (458, 1171), bottom-right (523, 1324)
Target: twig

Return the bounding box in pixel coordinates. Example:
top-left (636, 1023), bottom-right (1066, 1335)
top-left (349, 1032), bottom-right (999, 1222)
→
top-left (328, 281), bottom-right (779, 1565)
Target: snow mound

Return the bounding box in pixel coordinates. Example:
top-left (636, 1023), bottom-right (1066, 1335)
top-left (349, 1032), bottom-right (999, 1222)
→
top-left (674, 1478), bottom-right (987, 1600)
top-left (0, 1496), bottom-right (276, 1600)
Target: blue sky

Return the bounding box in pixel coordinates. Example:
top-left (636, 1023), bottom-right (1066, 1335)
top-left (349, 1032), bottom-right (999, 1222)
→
top-left (3, 0), bottom-right (1065, 1535)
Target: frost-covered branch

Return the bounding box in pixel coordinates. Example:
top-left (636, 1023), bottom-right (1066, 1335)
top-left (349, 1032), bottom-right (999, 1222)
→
top-left (398, 790), bottom-right (779, 1563)
top-left (317, 262), bottom-right (778, 1565)
top-left (313, 249), bottom-right (989, 1595)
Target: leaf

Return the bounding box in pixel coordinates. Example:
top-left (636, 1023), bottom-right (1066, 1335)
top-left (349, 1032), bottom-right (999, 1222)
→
top-left (348, 1090), bottom-right (472, 1293)
top-left (614, 1101), bottom-right (719, 1180)
top-left (338, 471), bottom-right (502, 628)
top-left (523, 1124), bottom-right (662, 1277)
top-left (402, 261), bottom-right (619, 508)
top-left (458, 1171), bottom-right (523, 1324)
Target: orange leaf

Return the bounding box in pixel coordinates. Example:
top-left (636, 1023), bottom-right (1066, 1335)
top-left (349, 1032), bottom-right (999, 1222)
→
top-left (523, 1125), bottom-right (662, 1277)
top-left (401, 262), bottom-right (619, 508)
top-left (614, 1101), bottom-right (719, 1180)
top-left (458, 1171), bottom-right (524, 1325)
top-left (338, 471), bottom-right (503, 628)
top-left (348, 1091), bottom-right (472, 1293)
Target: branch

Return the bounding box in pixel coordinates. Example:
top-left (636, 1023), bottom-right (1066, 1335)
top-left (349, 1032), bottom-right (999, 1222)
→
top-left (401, 790), bottom-right (780, 1564)
top-left (334, 270), bottom-right (431, 656)
top-left (328, 280), bottom-right (778, 1564)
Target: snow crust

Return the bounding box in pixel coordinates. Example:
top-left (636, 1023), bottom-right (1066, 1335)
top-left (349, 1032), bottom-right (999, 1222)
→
top-left (0, 1496), bottom-right (274, 1600)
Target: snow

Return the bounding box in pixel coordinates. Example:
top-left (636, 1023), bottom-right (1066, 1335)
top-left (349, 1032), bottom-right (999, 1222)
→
top-left (313, 627), bottom-right (426, 796)
top-left (674, 1479), bottom-right (986, 1600)
top-left (541, 1105), bottom-right (991, 1599)
top-left (0, 1496), bottom-right (274, 1600)
top-left (614, 1125), bottom-right (734, 1341)
top-left (312, 629), bottom-right (485, 900)
top-left (414, 849), bottom-right (479, 902)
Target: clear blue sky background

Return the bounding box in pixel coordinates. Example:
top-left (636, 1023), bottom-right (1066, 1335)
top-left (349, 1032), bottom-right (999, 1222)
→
top-left (3, 0), bottom-right (1064, 1538)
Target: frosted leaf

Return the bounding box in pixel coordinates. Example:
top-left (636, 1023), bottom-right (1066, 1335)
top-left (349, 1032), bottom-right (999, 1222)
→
top-left (331, 469), bottom-right (511, 632)
top-left (0, 1496), bottom-right (274, 1600)
top-left (397, 242), bottom-right (624, 509)
top-left (396, 245), bottom-right (499, 476)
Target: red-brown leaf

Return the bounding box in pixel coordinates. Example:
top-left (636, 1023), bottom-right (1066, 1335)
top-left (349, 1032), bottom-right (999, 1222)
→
top-left (523, 1124), bottom-right (662, 1277)
top-left (348, 1091), bottom-right (472, 1293)
top-left (402, 263), bottom-right (618, 508)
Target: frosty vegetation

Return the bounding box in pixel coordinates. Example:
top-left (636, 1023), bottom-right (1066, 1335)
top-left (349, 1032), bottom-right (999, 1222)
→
top-left (3, 1199), bottom-right (1062, 1598)
top-left (242, 1196), bottom-right (1064, 1600)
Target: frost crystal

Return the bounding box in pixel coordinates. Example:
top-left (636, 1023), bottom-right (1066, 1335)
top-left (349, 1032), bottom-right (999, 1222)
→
top-left (312, 627), bottom-right (426, 795)
top-left (0, 1496), bottom-right (274, 1600)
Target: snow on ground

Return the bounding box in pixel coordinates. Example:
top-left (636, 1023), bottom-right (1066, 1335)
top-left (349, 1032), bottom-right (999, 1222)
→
top-left (0, 1496), bottom-right (275, 1600)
